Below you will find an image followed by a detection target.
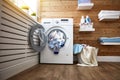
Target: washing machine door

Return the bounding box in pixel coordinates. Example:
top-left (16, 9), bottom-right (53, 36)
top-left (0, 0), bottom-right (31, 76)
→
top-left (29, 24), bottom-right (47, 52)
top-left (46, 26), bottom-right (67, 54)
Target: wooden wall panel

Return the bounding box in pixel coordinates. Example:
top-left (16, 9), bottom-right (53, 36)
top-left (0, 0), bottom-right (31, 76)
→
top-left (39, 0), bottom-right (120, 56)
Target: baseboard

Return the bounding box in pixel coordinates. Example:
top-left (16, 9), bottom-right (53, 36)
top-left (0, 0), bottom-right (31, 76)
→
top-left (97, 56), bottom-right (120, 62)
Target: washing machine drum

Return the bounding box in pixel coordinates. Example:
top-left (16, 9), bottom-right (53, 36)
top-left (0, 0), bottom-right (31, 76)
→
top-left (48, 29), bottom-right (66, 54)
top-left (29, 24), bottom-right (47, 52)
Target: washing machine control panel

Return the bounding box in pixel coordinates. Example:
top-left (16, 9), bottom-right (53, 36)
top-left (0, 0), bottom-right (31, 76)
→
top-left (54, 19), bottom-right (70, 25)
top-left (42, 18), bottom-right (73, 26)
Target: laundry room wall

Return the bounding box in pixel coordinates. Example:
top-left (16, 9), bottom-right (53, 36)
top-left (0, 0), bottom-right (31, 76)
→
top-left (0, 0), bottom-right (39, 80)
top-left (38, 0), bottom-right (120, 56)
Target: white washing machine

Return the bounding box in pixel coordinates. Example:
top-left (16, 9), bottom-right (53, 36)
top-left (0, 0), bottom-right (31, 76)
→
top-left (39, 18), bottom-right (73, 64)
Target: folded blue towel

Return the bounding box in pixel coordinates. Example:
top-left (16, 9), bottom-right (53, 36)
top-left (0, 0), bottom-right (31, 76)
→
top-left (99, 37), bottom-right (120, 43)
top-left (73, 44), bottom-right (83, 54)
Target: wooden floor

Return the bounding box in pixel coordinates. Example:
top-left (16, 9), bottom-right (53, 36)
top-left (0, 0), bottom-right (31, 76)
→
top-left (8, 62), bottom-right (120, 80)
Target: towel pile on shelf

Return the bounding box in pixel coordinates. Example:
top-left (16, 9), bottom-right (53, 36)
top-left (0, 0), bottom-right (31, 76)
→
top-left (98, 10), bottom-right (120, 21)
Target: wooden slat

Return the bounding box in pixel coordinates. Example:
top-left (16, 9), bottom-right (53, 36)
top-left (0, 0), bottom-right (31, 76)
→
top-left (0, 37), bottom-right (28, 44)
top-left (40, 1), bottom-right (77, 7)
top-left (26, 52), bottom-right (38, 57)
top-left (1, 11), bottom-right (29, 29)
top-left (0, 49), bottom-right (34, 56)
top-left (2, 6), bottom-right (30, 25)
top-left (93, 5), bottom-right (120, 10)
top-left (0, 31), bottom-right (27, 40)
top-left (41, 5), bottom-right (120, 12)
top-left (1, 18), bottom-right (28, 32)
top-left (0, 50), bottom-right (25, 56)
top-left (98, 52), bottom-right (120, 56)
top-left (41, 11), bottom-right (98, 18)
top-left (0, 44), bottom-right (27, 49)
top-left (0, 54), bottom-right (26, 63)
top-left (41, 6), bottom-right (77, 12)
top-left (26, 49), bottom-right (36, 53)
top-left (25, 55), bottom-right (38, 60)
top-left (0, 56), bottom-right (38, 70)
top-left (0, 58), bottom-right (26, 69)
top-left (93, 0), bottom-right (120, 6)
top-left (0, 25), bottom-right (27, 36)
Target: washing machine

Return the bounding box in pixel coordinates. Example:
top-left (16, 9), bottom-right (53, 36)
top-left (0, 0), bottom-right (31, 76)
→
top-left (39, 18), bottom-right (73, 64)
top-left (29, 18), bottom-right (73, 64)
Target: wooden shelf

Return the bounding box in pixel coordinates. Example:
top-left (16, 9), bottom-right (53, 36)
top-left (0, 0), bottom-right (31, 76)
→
top-left (100, 42), bottom-right (120, 45)
top-left (77, 3), bottom-right (94, 10)
top-left (79, 23), bottom-right (95, 32)
top-left (79, 28), bottom-right (95, 32)
top-left (99, 15), bottom-right (120, 21)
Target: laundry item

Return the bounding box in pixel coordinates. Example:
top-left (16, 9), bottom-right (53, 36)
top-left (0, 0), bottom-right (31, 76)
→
top-left (48, 30), bottom-right (66, 54)
top-left (73, 44), bottom-right (83, 54)
top-left (74, 44), bottom-right (98, 66)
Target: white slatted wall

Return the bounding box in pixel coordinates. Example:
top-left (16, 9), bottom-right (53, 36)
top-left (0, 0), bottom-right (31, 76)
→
top-left (0, 0), bottom-right (39, 80)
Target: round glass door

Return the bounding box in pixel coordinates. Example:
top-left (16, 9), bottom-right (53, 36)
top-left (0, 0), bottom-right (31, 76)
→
top-left (29, 24), bottom-right (47, 52)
